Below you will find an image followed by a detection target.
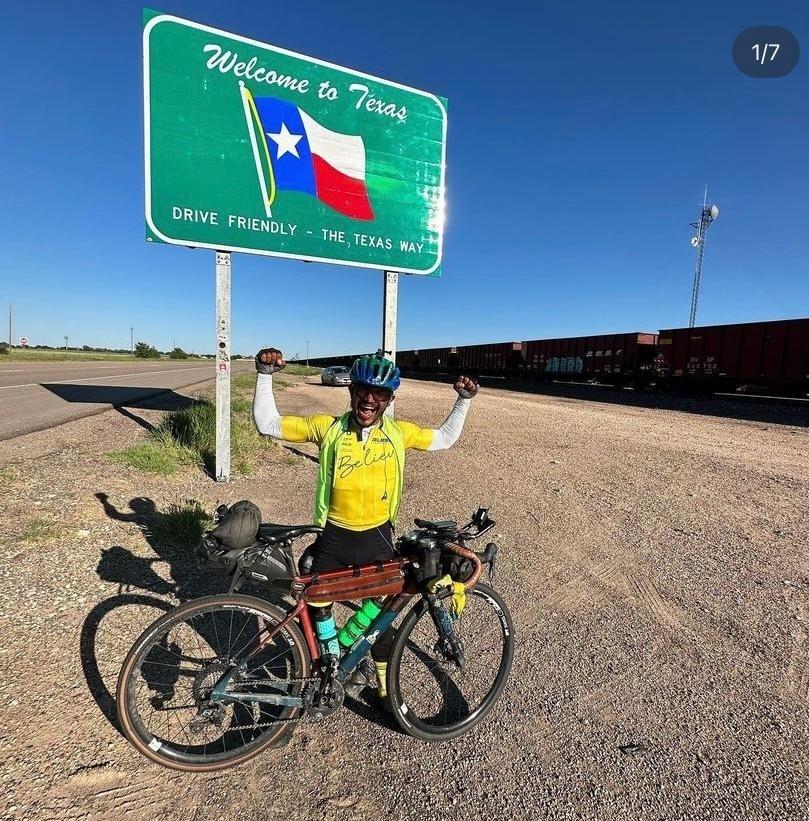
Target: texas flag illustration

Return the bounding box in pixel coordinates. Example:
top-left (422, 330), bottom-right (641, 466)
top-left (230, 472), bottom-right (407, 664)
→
top-left (241, 83), bottom-right (374, 221)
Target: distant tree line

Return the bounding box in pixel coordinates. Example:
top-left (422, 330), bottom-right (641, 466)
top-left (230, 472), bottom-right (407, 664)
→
top-left (0, 340), bottom-right (235, 358)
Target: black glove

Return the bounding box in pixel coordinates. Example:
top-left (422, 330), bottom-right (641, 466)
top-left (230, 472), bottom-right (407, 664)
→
top-left (255, 347), bottom-right (286, 375)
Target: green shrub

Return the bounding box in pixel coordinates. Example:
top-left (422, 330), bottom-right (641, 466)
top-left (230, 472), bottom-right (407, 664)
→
top-left (169, 347), bottom-right (188, 359)
top-left (144, 501), bottom-right (212, 549)
top-left (135, 341), bottom-right (160, 359)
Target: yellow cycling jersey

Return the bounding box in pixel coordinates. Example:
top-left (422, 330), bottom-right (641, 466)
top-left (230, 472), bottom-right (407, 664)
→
top-left (279, 415), bottom-right (433, 530)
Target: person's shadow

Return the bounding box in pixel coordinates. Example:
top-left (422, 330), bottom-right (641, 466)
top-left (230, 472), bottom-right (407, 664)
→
top-left (86, 493), bottom-right (409, 736)
top-left (94, 492), bottom-right (224, 602)
top-left (83, 494), bottom-right (229, 730)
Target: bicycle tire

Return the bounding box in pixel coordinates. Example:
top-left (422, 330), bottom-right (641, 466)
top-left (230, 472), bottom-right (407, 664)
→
top-left (116, 594), bottom-right (310, 772)
top-left (387, 583), bottom-right (514, 742)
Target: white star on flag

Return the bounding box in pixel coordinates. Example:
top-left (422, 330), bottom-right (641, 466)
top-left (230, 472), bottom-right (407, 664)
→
top-left (266, 123), bottom-right (303, 159)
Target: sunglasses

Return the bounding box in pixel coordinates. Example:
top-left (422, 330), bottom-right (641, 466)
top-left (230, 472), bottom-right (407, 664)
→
top-left (353, 385), bottom-right (394, 402)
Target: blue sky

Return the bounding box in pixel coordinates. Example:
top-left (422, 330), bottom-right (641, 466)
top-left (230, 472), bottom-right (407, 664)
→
top-left (1, 1), bottom-right (807, 356)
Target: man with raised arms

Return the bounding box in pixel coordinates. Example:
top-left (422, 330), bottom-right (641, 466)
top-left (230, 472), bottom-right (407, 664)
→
top-left (252, 347), bottom-right (478, 711)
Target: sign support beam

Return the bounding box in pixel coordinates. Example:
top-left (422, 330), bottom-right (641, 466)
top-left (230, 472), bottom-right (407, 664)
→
top-left (382, 270), bottom-right (398, 417)
top-left (215, 251), bottom-right (231, 482)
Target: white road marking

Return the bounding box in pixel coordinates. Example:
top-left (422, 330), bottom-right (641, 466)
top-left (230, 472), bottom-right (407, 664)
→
top-left (0, 366), bottom-right (216, 391)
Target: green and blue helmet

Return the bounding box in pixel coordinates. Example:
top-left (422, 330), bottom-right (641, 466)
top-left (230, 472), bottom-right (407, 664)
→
top-left (349, 350), bottom-right (401, 391)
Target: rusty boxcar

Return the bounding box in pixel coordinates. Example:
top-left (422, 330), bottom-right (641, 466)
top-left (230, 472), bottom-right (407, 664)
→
top-left (656, 318), bottom-right (809, 394)
top-left (521, 332), bottom-right (658, 385)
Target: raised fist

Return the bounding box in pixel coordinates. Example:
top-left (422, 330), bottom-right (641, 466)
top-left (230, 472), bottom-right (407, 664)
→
top-left (454, 375), bottom-right (479, 398)
top-left (255, 347), bottom-right (286, 375)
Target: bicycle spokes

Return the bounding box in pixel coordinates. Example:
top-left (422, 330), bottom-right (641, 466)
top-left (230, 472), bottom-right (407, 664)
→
top-left (126, 605), bottom-right (303, 757)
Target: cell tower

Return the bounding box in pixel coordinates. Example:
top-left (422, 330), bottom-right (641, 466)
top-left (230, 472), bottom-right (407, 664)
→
top-left (688, 187), bottom-right (720, 327)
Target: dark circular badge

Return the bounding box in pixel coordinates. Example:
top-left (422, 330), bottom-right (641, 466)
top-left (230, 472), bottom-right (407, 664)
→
top-left (732, 27), bottom-right (800, 78)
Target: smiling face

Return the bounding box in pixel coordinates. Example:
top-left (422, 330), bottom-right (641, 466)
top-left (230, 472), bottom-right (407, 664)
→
top-left (349, 384), bottom-right (394, 427)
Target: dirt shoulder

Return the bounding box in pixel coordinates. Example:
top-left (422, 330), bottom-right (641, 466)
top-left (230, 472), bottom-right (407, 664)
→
top-left (1, 375), bottom-right (807, 820)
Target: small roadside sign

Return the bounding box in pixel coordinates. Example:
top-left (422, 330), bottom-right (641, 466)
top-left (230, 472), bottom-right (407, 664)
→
top-left (19, 337), bottom-right (29, 347)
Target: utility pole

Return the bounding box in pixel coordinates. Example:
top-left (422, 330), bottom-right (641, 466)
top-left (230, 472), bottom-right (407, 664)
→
top-left (306, 339), bottom-right (309, 366)
top-left (8, 304), bottom-right (11, 348)
top-left (64, 335), bottom-right (69, 356)
top-left (130, 326), bottom-right (134, 353)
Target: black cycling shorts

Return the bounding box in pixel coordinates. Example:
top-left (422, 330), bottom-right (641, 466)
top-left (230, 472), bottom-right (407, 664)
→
top-left (309, 521), bottom-right (396, 573)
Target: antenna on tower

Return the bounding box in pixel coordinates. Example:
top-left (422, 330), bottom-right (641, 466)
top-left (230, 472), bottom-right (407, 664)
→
top-left (688, 186), bottom-right (720, 328)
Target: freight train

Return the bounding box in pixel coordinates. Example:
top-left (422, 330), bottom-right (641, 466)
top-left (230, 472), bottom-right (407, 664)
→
top-left (302, 318), bottom-right (809, 397)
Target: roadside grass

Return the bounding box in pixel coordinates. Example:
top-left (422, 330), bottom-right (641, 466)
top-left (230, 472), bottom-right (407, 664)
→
top-left (284, 364), bottom-right (321, 376)
top-left (21, 517), bottom-right (64, 544)
top-left (5, 350), bottom-right (139, 362)
top-left (108, 373), bottom-right (277, 476)
top-left (232, 371), bottom-right (302, 392)
top-left (108, 432), bottom-right (200, 476)
top-left (144, 500), bottom-right (212, 549)
top-left (232, 372), bottom-right (256, 390)
top-left (0, 468), bottom-right (12, 491)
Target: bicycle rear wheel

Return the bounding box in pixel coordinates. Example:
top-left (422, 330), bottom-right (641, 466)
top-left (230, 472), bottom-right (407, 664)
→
top-left (116, 594), bottom-right (310, 772)
top-left (387, 583), bottom-right (514, 742)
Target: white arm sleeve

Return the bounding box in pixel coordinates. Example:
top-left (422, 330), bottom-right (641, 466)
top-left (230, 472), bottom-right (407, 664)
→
top-left (426, 396), bottom-right (472, 451)
top-left (252, 373), bottom-right (283, 438)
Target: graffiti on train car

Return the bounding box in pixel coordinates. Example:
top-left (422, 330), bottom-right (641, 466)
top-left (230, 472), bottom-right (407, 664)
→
top-left (545, 356), bottom-right (584, 374)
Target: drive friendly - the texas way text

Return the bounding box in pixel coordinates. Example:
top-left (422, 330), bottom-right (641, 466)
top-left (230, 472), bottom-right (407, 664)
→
top-left (169, 207), bottom-right (425, 253)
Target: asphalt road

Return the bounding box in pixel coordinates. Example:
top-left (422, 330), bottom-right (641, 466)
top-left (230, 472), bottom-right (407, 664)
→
top-left (0, 360), bottom-right (253, 441)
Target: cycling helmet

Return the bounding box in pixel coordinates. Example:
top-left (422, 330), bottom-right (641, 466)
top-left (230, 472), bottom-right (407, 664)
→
top-left (349, 350), bottom-right (401, 391)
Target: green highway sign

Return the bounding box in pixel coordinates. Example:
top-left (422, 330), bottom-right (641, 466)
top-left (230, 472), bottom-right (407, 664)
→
top-left (143, 9), bottom-right (447, 274)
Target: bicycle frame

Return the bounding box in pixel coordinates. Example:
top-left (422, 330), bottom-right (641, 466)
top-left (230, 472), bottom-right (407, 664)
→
top-left (211, 558), bottom-right (415, 706)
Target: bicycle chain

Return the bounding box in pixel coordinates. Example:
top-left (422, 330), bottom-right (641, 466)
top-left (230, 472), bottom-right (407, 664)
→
top-left (214, 675), bottom-right (331, 732)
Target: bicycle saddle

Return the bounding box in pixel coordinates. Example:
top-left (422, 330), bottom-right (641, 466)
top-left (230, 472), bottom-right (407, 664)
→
top-left (258, 523), bottom-right (323, 544)
top-left (413, 518), bottom-right (457, 532)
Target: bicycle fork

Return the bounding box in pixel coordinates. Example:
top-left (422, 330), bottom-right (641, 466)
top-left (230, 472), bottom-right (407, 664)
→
top-left (427, 594), bottom-right (466, 669)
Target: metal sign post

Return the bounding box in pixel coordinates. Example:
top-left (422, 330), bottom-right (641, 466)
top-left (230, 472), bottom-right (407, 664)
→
top-left (382, 271), bottom-right (398, 417)
top-left (215, 251), bottom-right (231, 481)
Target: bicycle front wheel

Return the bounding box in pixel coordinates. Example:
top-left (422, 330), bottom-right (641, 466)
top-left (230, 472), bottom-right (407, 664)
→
top-left (387, 583), bottom-right (514, 742)
top-left (116, 594), bottom-right (310, 772)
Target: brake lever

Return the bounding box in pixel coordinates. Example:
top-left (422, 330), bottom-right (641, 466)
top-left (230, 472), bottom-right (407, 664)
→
top-left (478, 542), bottom-right (498, 586)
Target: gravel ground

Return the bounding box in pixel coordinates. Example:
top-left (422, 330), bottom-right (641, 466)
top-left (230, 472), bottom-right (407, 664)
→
top-left (1, 375), bottom-right (807, 821)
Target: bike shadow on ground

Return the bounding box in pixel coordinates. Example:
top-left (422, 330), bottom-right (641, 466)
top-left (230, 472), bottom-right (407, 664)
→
top-left (79, 592), bottom-right (175, 734)
top-left (87, 493), bottom-right (290, 732)
top-left (343, 690), bottom-right (398, 733)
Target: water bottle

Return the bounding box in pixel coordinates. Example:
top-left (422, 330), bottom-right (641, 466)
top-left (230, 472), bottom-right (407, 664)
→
top-left (338, 598), bottom-right (383, 650)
